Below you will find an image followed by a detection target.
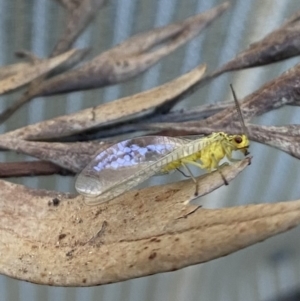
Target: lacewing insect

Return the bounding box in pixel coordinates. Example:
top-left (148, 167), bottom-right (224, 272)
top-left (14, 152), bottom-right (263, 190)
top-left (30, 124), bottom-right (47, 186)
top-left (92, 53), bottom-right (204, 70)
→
top-left (76, 85), bottom-right (250, 205)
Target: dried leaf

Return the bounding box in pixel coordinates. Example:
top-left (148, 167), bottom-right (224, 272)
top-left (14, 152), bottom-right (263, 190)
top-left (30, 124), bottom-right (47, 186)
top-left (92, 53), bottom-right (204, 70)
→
top-left (248, 124), bottom-right (300, 160)
top-left (250, 124), bottom-right (300, 138)
top-left (0, 0), bottom-right (103, 123)
top-left (85, 101), bottom-right (234, 139)
top-left (0, 48), bottom-right (90, 124)
top-left (0, 49), bottom-right (80, 95)
top-left (216, 10), bottom-right (300, 73)
top-left (55, 0), bottom-right (81, 11)
top-left (32, 3), bottom-right (229, 96)
top-left (149, 63), bottom-right (300, 132)
top-left (48, 48), bottom-right (90, 76)
top-left (0, 161), bottom-right (72, 177)
top-left (0, 139), bottom-right (108, 172)
top-left (6, 159), bottom-right (296, 287)
top-left (1, 160), bottom-right (299, 286)
top-left (3, 64), bottom-right (206, 140)
top-left (45, 101), bottom-right (234, 140)
top-left (0, 2), bottom-right (227, 124)
top-left (53, 0), bottom-right (107, 55)
top-left (0, 62), bottom-right (31, 80)
top-left (200, 62), bottom-right (300, 127)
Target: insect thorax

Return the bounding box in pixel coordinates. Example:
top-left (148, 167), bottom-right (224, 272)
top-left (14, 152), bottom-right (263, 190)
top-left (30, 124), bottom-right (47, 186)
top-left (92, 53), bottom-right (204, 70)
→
top-left (160, 132), bottom-right (249, 173)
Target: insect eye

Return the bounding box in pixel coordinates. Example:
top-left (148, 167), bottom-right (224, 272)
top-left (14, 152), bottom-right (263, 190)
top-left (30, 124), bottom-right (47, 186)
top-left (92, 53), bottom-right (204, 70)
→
top-left (234, 136), bottom-right (243, 144)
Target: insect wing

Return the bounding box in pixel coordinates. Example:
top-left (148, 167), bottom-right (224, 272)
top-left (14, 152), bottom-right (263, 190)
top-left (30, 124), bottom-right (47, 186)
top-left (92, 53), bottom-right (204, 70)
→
top-left (75, 136), bottom-right (187, 203)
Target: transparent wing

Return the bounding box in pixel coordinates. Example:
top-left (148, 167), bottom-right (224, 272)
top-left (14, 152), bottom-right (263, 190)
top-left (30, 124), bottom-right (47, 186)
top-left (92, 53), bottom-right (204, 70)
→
top-left (75, 136), bottom-right (188, 200)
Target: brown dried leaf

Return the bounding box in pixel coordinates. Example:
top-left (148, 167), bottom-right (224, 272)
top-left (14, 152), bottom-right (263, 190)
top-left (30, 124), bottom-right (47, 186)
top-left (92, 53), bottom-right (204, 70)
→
top-left (216, 10), bottom-right (300, 73)
top-left (57, 101), bottom-right (234, 140)
top-left (0, 0), bottom-right (102, 123)
top-left (3, 64), bottom-right (206, 140)
top-left (0, 161), bottom-right (72, 177)
top-left (52, 0), bottom-right (107, 55)
top-left (149, 62), bottom-right (300, 132)
top-left (33, 3), bottom-right (229, 96)
top-left (49, 48), bottom-right (90, 76)
top-left (55, 0), bottom-right (81, 10)
top-left (248, 124), bottom-right (300, 159)
top-left (202, 62), bottom-right (300, 127)
top-left (0, 49), bottom-right (80, 95)
top-left (5, 158), bottom-right (295, 287)
top-left (249, 124), bottom-right (300, 138)
top-left (0, 139), bottom-right (109, 172)
top-left (0, 2), bottom-right (227, 124)
top-left (0, 48), bottom-right (90, 121)
top-left (0, 62), bottom-right (30, 80)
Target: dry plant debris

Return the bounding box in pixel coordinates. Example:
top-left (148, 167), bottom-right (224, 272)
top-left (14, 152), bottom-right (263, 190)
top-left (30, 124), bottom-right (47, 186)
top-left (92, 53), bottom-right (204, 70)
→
top-left (3, 158), bottom-right (295, 287)
top-left (0, 2), bottom-right (228, 123)
top-left (0, 1), bottom-right (300, 286)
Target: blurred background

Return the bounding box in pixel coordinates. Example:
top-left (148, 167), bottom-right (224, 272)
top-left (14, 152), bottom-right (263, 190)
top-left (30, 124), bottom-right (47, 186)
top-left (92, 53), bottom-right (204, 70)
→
top-left (1, 0), bottom-right (300, 300)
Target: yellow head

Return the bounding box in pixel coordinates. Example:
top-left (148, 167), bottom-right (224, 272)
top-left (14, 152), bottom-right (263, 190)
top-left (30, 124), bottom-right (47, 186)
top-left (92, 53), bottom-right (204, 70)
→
top-left (229, 134), bottom-right (250, 156)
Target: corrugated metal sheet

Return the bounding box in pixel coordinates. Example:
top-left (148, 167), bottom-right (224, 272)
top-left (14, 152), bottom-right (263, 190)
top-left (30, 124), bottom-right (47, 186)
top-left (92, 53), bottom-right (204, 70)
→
top-left (1, 0), bottom-right (300, 300)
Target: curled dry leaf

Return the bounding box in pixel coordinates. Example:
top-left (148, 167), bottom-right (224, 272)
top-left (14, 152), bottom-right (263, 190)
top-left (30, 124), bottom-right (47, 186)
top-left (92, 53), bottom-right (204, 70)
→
top-left (1, 158), bottom-right (300, 286)
top-left (248, 124), bottom-right (300, 160)
top-left (57, 101), bottom-right (236, 140)
top-left (32, 2), bottom-right (229, 96)
top-left (0, 161), bottom-right (72, 178)
top-left (150, 102), bottom-right (232, 123)
top-left (200, 62), bottom-right (300, 127)
top-left (2, 64), bottom-right (206, 140)
top-left (15, 50), bottom-right (41, 63)
top-left (15, 47), bottom-right (90, 77)
top-left (49, 48), bottom-right (90, 77)
top-left (85, 101), bottom-right (235, 140)
top-left (0, 2), bottom-right (227, 124)
top-left (4, 158), bottom-right (293, 287)
top-left (216, 10), bottom-right (300, 73)
top-left (0, 62), bottom-right (32, 81)
top-left (0, 0), bottom-right (104, 123)
top-left (53, 0), bottom-right (107, 55)
top-left (145, 63), bottom-right (300, 134)
top-left (0, 48), bottom-right (89, 124)
top-left (250, 124), bottom-right (300, 137)
top-left (55, 0), bottom-right (80, 10)
top-left (0, 139), bottom-right (109, 172)
top-left (0, 49), bottom-right (80, 95)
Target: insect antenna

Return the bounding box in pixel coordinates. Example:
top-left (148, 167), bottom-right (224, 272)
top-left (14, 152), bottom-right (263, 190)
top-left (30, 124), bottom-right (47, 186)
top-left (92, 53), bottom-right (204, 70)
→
top-left (229, 84), bottom-right (249, 137)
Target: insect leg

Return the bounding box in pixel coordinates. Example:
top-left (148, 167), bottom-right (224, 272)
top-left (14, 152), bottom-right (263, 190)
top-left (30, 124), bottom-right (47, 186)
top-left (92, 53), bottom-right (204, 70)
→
top-left (181, 162), bottom-right (199, 196)
top-left (211, 154), bottom-right (229, 186)
top-left (176, 168), bottom-right (190, 178)
top-left (181, 156), bottom-right (228, 186)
